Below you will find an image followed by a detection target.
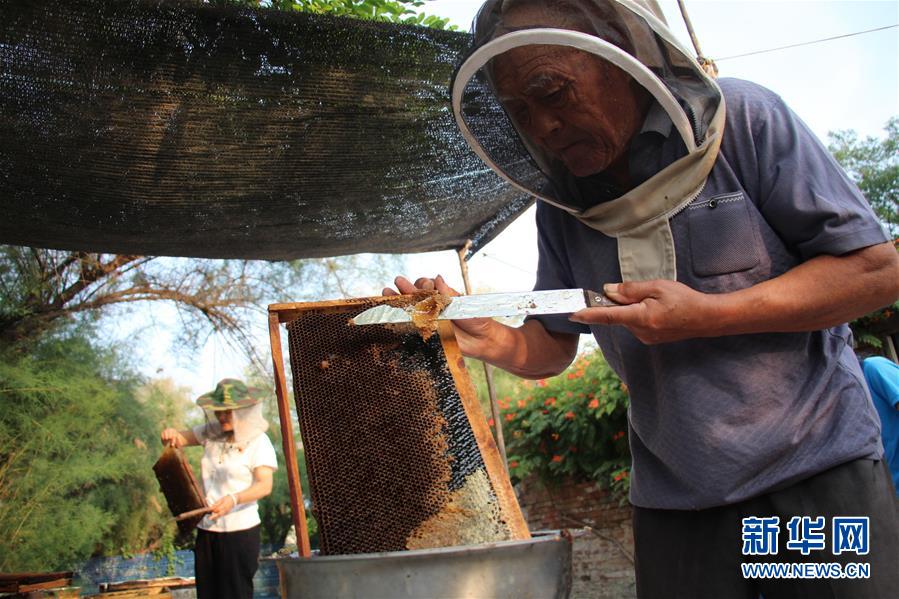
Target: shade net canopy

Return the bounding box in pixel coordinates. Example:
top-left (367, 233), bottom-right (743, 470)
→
top-left (0, 0), bottom-right (532, 260)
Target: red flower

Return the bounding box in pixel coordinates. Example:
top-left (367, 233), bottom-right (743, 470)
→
top-left (552, 455), bottom-right (563, 463)
top-left (505, 412), bottom-right (516, 422)
top-left (588, 398), bottom-right (600, 409)
top-left (564, 411), bottom-right (575, 420)
top-left (509, 460), bottom-right (519, 469)
top-left (551, 432), bottom-right (560, 441)
top-left (517, 399), bottom-right (527, 408)
top-left (569, 445), bottom-right (578, 453)
top-left (536, 379), bottom-right (547, 387)
top-left (544, 397), bottom-right (556, 407)
top-left (487, 418), bottom-right (494, 427)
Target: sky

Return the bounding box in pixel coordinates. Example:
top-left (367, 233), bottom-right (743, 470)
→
top-left (134, 0), bottom-right (899, 398)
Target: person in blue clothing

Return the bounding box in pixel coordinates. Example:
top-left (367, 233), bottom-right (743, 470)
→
top-left (387, 1), bottom-right (899, 597)
top-left (863, 356), bottom-right (899, 499)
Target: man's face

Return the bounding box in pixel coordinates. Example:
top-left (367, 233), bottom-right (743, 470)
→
top-left (492, 45), bottom-right (647, 178)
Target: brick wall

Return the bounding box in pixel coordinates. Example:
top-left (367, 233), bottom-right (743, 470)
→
top-left (517, 477), bottom-right (636, 599)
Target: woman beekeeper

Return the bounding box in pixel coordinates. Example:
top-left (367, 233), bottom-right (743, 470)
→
top-left (160, 378), bottom-right (278, 599)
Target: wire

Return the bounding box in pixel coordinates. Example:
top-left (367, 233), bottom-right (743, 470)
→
top-left (714, 24), bottom-right (897, 62)
top-left (478, 252), bottom-right (535, 275)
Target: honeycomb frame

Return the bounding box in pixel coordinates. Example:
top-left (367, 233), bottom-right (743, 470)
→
top-left (268, 294), bottom-right (530, 557)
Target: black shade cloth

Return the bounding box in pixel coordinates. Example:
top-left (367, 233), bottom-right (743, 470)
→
top-left (0, 0), bottom-right (531, 259)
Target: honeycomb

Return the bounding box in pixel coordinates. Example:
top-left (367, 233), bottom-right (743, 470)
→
top-left (284, 295), bottom-right (521, 555)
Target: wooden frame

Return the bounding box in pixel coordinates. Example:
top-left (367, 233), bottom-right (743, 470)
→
top-left (268, 311), bottom-right (312, 557)
top-left (267, 297), bottom-right (529, 558)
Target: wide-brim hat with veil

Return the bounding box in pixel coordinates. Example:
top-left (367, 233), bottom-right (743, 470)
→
top-left (197, 378), bottom-right (269, 445)
top-left (451, 0), bottom-right (725, 283)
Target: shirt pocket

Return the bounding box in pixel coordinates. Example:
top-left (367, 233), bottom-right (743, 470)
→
top-left (686, 191), bottom-right (761, 277)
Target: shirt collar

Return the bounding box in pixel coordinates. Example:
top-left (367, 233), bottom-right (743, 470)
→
top-left (639, 102), bottom-right (674, 138)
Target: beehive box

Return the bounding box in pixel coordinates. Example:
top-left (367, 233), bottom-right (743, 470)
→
top-left (271, 293), bottom-right (529, 556)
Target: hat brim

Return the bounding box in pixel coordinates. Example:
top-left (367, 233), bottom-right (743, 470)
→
top-left (196, 387), bottom-right (264, 410)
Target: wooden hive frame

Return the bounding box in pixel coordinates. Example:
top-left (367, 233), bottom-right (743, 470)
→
top-left (268, 295), bottom-right (529, 558)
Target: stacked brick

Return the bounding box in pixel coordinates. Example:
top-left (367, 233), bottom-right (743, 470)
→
top-left (517, 477), bottom-right (637, 599)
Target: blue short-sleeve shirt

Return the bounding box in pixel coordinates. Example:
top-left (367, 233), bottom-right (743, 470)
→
top-left (863, 357), bottom-right (899, 496)
top-left (531, 78), bottom-right (888, 509)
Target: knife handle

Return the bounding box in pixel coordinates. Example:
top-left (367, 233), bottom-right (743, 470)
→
top-left (583, 289), bottom-right (619, 308)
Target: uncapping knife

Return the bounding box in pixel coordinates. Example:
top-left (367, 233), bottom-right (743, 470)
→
top-left (351, 288), bottom-right (619, 325)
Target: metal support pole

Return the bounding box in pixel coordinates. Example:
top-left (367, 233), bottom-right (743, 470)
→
top-left (457, 242), bottom-right (508, 471)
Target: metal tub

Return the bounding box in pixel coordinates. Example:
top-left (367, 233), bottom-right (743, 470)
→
top-left (273, 531), bottom-right (573, 598)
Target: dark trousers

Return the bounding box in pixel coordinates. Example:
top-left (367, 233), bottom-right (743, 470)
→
top-left (634, 458), bottom-right (899, 599)
top-left (195, 525), bottom-right (261, 599)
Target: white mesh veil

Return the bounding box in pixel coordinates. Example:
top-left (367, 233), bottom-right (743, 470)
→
top-left (201, 402), bottom-right (269, 447)
top-left (453, 0), bottom-right (721, 208)
top-left (451, 0), bottom-right (726, 281)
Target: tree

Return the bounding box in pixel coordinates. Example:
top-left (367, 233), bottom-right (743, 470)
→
top-left (226, 0), bottom-right (457, 30)
top-left (0, 249), bottom-right (401, 364)
top-left (828, 118), bottom-right (899, 353)
top-left (828, 117), bottom-right (898, 235)
top-left (0, 331), bottom-right (178, 571)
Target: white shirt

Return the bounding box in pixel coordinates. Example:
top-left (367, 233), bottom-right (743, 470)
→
top-left (192, 425), bottom-right (278, 532)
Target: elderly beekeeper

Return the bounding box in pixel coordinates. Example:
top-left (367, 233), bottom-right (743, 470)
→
top-left (386, 0), bottom-right (899, 596)
top-left (160, 378), bottom-right (277, 599)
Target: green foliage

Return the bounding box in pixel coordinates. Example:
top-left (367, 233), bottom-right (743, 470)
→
top-left (850, 297), bottom-right (898, 353)
top-left (0, 333), bottom-right (175, 571)
top-left (828, 118), bottom-right (899, 352)
top-left (224, 0), bottom-right (457, 30)
top-left (486, 350), bottom-right (631, 499)
top-left (828, 117), bottom-right (898, 234)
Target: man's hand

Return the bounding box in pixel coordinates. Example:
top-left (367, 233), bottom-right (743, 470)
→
top-left (569, 242), bottom-right (899, 344)
top-left (570, 280), bottom-right (718, 344)
top-left (383, 275), bottom-right (499, 358)
top-left (382, 275), bottom-right (579, 377)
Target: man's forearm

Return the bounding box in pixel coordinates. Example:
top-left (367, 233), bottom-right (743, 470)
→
top-left (710, 243), bottom-right (899, 336)
top-left (468, 319), bottom-right (578, 379)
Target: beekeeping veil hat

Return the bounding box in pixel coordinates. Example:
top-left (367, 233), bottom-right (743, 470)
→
top-left (197, 378), bottom-right (269, 446)
top-left (452, 0), bottom-right (725, 281)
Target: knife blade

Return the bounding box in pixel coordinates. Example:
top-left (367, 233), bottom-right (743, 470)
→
top-left (351, 289), bottom-right (618, 325)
